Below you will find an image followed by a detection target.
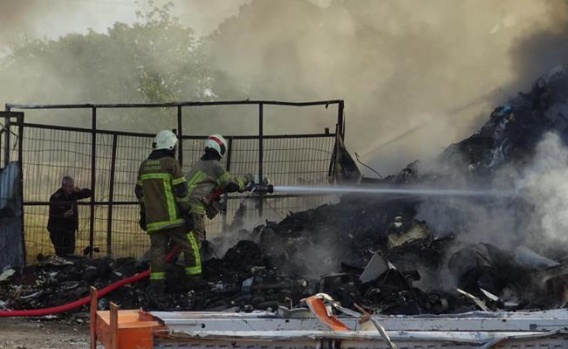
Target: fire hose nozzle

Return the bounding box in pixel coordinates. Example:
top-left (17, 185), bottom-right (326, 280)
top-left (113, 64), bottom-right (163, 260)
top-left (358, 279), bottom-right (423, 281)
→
top-left (249, 183), bottom-right (274, 194)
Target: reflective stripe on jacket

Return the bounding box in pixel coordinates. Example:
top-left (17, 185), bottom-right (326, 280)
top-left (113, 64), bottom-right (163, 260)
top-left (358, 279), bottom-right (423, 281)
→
top-left (185, 159), bottom-right (246, 215)
top-left (135, 150), bottom-right (190, 232)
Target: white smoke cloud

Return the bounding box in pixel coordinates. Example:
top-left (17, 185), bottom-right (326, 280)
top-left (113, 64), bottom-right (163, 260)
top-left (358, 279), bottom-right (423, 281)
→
top-left (516, 132), bottom-right (568, 248)
top-left (416, 132), bottom-right (568, 258)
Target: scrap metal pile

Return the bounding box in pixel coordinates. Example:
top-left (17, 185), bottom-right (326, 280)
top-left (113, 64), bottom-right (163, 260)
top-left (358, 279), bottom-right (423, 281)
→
top-left (3, 67), bottom-right (568, 317)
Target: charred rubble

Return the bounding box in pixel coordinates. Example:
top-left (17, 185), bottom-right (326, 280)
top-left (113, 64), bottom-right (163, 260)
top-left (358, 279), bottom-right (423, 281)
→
top-left (3, 67), bottom-right (568, 317)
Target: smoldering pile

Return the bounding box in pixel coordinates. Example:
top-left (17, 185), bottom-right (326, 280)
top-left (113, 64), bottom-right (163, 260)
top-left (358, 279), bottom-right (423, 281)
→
top-left (3, 67), bottom-right (568, 318)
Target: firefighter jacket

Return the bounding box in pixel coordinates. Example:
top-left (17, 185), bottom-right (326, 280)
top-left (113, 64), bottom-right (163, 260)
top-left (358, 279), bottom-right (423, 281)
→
top-left (47, 188), bottom-right (92, 233)
top-left (135, 149), bottom-right (190, 232)
top-left (186, 154), bottom-right (248, 215)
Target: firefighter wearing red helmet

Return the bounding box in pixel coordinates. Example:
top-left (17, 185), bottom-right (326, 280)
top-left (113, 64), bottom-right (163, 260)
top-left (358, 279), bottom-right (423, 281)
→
top-left (135, 130), bottom-right (198, 298)
top-left (184, 134), bottom-right (254, 279)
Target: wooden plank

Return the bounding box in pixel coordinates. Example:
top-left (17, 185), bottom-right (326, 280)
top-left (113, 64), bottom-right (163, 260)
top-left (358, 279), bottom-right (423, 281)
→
top-left (89, 286), bottom-right (98, 349)
top-left (109, 302), bottom-right (118, 349)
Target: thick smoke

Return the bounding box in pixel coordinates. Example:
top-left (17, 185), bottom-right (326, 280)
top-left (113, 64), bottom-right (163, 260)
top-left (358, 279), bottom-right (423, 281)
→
top-left (1, 0), bottom-right (567, 170)
top-left (0, 0), bottom-right (136, 51)
top-left (208, 0), bottom-right (568, 174)
top-left (203, 0), bottom-right (568, 272)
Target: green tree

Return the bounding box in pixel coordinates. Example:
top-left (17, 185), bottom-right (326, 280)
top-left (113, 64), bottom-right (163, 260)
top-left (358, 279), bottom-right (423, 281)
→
top-left (0, 2), bottom-right (210, 130)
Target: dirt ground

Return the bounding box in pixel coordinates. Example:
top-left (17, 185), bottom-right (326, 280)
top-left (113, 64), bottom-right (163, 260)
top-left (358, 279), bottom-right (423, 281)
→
top-left (0, 317), bottom-right (95, 349)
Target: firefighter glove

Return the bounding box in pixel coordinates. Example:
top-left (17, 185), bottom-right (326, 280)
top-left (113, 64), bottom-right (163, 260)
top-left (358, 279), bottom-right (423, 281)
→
top-left (184, 214), bottom-right (194, 230)
top-left (243, 173), bottom-right (255, 185)
top-left (200, 240), bottom-right (216, 258)
top-left (206, 199), bottom-right (226, 219)
top-left (139, 210), bottom-right (147, 231)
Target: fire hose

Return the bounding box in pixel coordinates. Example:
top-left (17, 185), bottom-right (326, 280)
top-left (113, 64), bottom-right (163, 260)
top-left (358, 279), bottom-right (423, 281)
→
top-left (0, 246), bottom-right (180, 317)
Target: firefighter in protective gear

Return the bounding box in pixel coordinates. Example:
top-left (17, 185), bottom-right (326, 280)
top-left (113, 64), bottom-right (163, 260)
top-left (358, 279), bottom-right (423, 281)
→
top-left (185, 134), bottom-right (255, 274)
top-left (135, 130), bottom-right (200, 296)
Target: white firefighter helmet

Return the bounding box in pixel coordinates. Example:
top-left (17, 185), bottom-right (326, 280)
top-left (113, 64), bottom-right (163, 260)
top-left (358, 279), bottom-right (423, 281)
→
top-left (154, 130), bottom-right (178, 151)
top-left (204, 134), bottom-right (228, 158)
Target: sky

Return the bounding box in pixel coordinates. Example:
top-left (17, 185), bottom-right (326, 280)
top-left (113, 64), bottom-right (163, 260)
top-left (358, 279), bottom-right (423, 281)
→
top-left (0, 0), bottom-right (249, 54)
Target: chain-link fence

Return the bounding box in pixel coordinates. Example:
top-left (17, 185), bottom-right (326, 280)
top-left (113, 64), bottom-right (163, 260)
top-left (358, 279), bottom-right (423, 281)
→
top-left (1, 101), bottom-right (347, 265)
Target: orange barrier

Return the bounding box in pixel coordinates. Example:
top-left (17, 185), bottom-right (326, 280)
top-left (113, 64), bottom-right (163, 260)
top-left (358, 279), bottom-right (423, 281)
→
top-left (89, 286), bottom-right (164, 349)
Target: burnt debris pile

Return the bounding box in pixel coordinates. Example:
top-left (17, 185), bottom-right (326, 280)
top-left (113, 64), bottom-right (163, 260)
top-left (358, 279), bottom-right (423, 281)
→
top-left (3, 68), bottom-right (568, 316)
top-left (441, 65), bottom-right (568, 177)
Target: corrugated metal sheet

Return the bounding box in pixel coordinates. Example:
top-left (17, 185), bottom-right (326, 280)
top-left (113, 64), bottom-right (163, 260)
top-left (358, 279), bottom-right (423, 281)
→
top-left (146, 310), bottom-right (568, 349)
top-left (0, 162), bottom-right (24, 269)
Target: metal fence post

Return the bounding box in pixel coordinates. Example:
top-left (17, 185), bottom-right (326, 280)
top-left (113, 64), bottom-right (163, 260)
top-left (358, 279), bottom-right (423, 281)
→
top-left (17, 112), bottom-right (26, 265)
top-left (329, 101), bottom-right (345, 181)
top-left (89, 107), bottom-right (97, 258)
top-left (3, 110), bottom-right (10, 168)
top-left (106, 133), bottom-right (118, 257)
top-left (338, 100), bottom-right (345, 138)
top-left (177, 106), bottom-right (183, 166)
top-left (258, 103), bottom-right (264, 216)
top-left (223, 137), bottom-right (233, 231)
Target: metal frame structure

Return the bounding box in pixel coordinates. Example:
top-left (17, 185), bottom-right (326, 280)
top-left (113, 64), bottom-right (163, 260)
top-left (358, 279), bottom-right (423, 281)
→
top-left (1, 100), bottom-right (345, 261)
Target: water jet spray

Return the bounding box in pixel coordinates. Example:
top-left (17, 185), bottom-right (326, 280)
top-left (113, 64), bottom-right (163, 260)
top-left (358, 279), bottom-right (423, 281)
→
top-left (251, 183), bottom-right (515, 198)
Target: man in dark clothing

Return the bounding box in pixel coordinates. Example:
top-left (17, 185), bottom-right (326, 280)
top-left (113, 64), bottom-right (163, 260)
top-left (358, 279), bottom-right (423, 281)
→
top-left (47, 176), bottom-right (92, 257)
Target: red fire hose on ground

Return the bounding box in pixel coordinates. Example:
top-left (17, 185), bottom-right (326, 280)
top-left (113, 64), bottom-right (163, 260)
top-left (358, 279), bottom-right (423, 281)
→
top-left (0, 246), bottom-right (179, 317)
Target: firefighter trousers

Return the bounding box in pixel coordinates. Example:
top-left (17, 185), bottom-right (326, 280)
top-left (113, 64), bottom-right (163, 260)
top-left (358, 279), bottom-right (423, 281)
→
top-left (49, 228), bottom-right (76, 257)
top-left (190, 213), bottom-right (206, 242)
top-left (149, 225), bottom-right (201, 282)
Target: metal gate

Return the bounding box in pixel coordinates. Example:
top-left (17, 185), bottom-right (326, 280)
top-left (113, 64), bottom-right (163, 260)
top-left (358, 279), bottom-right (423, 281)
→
top-left (1, 100), bottom-right (348, 264)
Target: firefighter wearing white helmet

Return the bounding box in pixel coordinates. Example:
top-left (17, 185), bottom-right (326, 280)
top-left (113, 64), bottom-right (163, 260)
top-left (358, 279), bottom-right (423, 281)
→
top-left (135, 129), bottom-right (198, 299)
top-left (184, 134), bottom-right (254, 280)
top-left (154, 129), bottom-right (178, 150)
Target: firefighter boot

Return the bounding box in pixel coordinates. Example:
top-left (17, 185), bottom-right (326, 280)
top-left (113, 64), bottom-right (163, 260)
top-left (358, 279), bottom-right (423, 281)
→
top-left (146, 280), bottom-right (169, 310)
top-left (186, 274), bottom-right (207, 292)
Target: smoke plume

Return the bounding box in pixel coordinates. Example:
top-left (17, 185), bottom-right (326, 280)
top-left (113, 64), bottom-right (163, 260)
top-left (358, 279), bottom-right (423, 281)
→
top-left (207, 0), bottom-right (568, 174)
top-left (1, 0), bottom-right (567, 174)
top-left (516, 133), bottom-right (568, 251)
